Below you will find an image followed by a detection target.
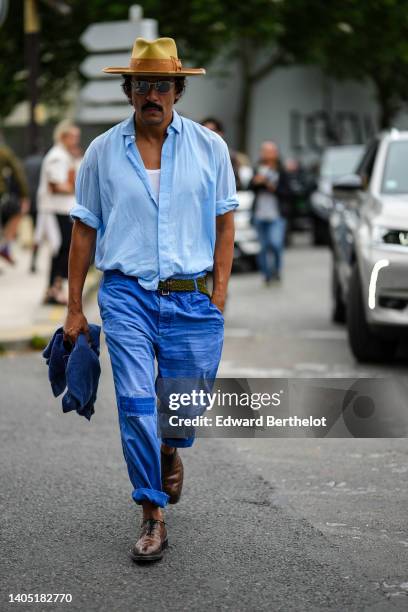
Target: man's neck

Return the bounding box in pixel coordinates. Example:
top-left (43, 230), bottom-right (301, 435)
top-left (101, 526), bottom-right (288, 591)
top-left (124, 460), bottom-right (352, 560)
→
top-left (134, 113), bottom-right (173, 143)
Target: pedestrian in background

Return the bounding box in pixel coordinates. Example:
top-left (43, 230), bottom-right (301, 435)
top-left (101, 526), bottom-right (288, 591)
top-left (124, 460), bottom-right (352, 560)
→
top-left (0, 130), bottom-right (30, 266)
top-left (37, 121), bottom-right (81, 304)
top-left (201, 117), bottom-right (253, 189)
top-left (250, 141), bottom-right (290, 284)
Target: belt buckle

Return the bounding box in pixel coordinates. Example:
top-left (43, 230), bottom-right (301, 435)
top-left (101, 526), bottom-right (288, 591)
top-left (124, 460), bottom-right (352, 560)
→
top-left (160, 279), bottom-right (171, 296)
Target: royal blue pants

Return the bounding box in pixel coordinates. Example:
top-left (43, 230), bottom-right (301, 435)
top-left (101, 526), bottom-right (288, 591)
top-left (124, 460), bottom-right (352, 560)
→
top-left (98, 270), bottom-right (224, 507)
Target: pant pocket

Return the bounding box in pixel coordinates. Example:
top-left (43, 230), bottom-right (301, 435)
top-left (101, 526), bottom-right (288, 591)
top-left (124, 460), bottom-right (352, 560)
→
top-left (210, 300), bottom-right (224, 318)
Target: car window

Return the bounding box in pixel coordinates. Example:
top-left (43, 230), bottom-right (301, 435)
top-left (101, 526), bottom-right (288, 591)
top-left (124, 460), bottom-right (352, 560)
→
top-left (320, 146), bottom-right (364, 180)
top-left (381, 141), bottom-right (408, 194)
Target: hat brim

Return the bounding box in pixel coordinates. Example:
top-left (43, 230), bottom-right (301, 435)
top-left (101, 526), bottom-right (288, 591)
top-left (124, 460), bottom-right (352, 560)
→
top-left (103, 67), bottom-right (206, 76)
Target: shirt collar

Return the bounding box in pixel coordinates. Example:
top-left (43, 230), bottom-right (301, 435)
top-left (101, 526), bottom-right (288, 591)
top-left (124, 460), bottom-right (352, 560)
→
top-left (120, 114), bottom-right (135, 136)
top-left (168, 110), bottom-right (181, 134)
top-left (120, 110), bottom-right (182, 137)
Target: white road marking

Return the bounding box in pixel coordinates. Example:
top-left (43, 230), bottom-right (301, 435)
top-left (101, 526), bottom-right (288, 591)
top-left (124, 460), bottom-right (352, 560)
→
top-left (299, 330), bottom-right (347, 340)
top-left (295, 362), bottom-right (330, 371)
top-left (224, 328), bottom-right (254, 338)
top-left (218, 362), bottom-right (375, 378)
top-left (218, 365), bottom-right (293, 377)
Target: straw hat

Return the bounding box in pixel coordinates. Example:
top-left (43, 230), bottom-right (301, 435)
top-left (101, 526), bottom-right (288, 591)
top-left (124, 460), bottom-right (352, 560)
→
top-left (103, 37), bottom-right (206, 76)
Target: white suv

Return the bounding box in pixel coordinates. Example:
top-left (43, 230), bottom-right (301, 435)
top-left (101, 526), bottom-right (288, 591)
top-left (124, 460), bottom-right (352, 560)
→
top-left (330, 130), bottom-right (408, 362)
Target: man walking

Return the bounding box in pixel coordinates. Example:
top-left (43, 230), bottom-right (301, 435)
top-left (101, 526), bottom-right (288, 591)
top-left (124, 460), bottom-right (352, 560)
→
top-left (64, 37), bottom-right (237, 562)
top-left (250, 141), bottom-right (289, 284)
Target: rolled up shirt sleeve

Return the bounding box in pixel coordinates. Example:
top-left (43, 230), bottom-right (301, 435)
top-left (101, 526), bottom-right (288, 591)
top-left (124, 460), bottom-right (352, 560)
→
top-left (215, 139), bottom-right (239, 216)
top-left (71, 145), bottom-right (102, 230)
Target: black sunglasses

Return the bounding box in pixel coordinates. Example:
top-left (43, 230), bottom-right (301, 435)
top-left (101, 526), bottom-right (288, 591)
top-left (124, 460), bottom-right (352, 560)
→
top-left (131, 80), bottom-right (174, 95)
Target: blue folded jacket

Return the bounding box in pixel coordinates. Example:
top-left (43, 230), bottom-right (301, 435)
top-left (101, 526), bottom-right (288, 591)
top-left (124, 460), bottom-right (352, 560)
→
top-left (43, 325), bottom-right (101, 421)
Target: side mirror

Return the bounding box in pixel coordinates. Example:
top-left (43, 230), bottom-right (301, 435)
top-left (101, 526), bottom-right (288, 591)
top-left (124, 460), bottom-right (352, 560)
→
top-left (332, 174), bottom-right (363, 196)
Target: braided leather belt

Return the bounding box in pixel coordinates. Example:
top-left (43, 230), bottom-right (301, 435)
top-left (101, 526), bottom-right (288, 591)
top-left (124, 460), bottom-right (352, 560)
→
top-left (157, 276), bottom-right (210, 297)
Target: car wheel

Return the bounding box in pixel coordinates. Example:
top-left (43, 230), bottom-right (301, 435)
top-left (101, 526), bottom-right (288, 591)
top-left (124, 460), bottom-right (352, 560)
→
top-left (347, 263), bottom-right (397, 363)
top-left (331, 262), bottom-right (346, 324)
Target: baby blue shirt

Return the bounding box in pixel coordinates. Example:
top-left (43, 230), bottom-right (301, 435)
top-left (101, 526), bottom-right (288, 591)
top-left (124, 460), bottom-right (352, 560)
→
top-left (71, 111), bottom-right (238, 290)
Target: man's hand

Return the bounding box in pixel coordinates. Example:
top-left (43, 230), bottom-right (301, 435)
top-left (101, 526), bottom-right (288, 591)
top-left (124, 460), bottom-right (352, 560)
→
top-left (64, 220), bottom-right (97, 345)
top-left (265, 179), bottom-right (277, 192)
top-left (211, 292), bottom-right (226, 314)
top-left (63, 310), bottom-right (89, 345)
top-left (252, 173), bottom-right (266, 185)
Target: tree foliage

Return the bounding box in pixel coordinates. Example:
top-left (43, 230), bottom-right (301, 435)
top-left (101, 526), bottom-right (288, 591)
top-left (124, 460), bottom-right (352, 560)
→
top-left (0, 1), bottom-right (134, 122)
top-left (285, 0), bottom-right (408, 128)
top-left (2, 1), bottom-right (408, 145)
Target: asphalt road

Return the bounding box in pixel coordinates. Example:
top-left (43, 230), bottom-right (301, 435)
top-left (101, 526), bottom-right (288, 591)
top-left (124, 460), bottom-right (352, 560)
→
top-left (1, 239), bottom-right (407, 611)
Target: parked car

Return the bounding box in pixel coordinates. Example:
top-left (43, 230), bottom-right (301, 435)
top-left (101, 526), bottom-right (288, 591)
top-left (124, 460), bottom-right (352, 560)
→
top-left (233, 190), bottom-right (259, 271)
top-left (329, 130), bottom-right (408, 362)
top-left (311, 145), bottom-right (364, 245)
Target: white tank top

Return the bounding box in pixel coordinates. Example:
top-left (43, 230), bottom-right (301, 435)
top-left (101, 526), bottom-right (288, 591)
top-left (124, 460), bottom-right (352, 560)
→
top-left (146, 168), bottom-right (161, 201)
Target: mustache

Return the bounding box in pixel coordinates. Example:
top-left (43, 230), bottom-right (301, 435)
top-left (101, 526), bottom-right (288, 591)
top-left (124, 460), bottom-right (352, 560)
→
top-left (142, 102), bottom-right (163, 112)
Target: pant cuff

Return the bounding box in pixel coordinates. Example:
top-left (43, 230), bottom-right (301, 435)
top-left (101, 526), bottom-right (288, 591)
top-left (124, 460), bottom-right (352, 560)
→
top-left (132, 487), bottom-right (169, 507)
top-left (162, 437), bottom-right (195, 448)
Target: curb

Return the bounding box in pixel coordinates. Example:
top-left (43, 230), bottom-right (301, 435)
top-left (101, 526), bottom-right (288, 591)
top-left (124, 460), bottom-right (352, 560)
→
top-left (0, 268), bottom-right (101, 353)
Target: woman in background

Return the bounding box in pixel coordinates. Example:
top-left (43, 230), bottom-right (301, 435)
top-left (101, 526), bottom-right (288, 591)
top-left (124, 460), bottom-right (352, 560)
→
top-left (37, 121), bottom-right (81, 304)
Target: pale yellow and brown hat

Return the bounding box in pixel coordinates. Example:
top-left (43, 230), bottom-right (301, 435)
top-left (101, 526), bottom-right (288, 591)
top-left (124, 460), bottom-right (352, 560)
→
top-left (103, 37), bottom-right (206, 77)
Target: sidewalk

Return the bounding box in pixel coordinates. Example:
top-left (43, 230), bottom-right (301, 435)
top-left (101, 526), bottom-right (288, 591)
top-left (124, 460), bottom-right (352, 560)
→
top-left (0, 237), bottom-right (100, 350)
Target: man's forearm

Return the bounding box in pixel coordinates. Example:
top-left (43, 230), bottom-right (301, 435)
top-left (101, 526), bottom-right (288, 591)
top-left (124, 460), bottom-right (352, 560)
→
top-left (49, 182), bottom-right (75, 195)
top-left (49, 170), bottom-right (76, 195)
top-left (212, 211), bottom-right (235, 306)
top-left (68, 220), bottom-right (96, 314)
top-left (265, 181), bottom-right (277, 193)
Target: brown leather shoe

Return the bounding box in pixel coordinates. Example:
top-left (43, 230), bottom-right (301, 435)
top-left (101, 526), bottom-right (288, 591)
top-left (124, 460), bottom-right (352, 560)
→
top-left (161, 449), bottom-right (184, 504)
top-left (130, 519), bottom-right (168, 562)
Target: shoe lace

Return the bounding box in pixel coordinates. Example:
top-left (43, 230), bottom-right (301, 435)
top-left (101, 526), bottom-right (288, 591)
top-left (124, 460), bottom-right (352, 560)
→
top-left (143, 518), bottom-right (165, 536)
